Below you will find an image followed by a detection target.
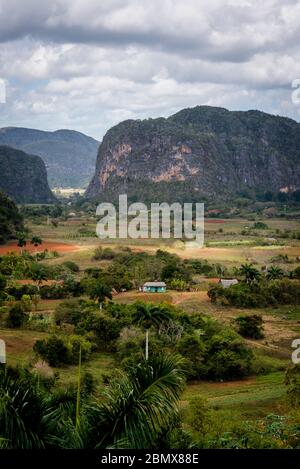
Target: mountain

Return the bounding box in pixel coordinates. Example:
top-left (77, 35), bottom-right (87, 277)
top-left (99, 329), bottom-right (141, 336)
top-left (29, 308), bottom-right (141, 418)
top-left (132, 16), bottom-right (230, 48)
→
top-left (0, 191), bottom-right (24, 244)
top-left (85, 106), bottom-right (300, 202)
top-left (0, 146), bottom-right (56, 204)
top-left (0, 127), bottom-right (99, 188)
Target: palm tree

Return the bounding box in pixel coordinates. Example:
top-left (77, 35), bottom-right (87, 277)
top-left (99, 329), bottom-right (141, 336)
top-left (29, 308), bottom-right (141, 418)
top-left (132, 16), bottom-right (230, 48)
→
top-left (133, 302), bottom-right (172, 360)
top-left (238, 263), bottom-right (261, 284)
top-left (17, 234), bottom-right (27, 254)
top-left (266, 265), bottom-right (284, 281)
top-left (74, 354), bottom-right (184, 449)
top-left (30, 236), bottom-right (43, 253)
top-left (87, 278), bottom-right (112, 310)
top-left (0, 367), bottom-right (76, 448)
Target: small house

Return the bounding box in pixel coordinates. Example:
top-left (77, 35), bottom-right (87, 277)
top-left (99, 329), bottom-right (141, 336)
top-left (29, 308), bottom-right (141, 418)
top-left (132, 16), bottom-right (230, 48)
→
top-left (142, 281), bottom-right (167, 293)
top-left (218, 278), bottom-right (238, 288)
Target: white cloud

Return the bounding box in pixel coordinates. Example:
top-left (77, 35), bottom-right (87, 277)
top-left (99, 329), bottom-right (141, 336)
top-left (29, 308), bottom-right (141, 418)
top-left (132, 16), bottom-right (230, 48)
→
top-left (0, 0), bottom-right (299, 138)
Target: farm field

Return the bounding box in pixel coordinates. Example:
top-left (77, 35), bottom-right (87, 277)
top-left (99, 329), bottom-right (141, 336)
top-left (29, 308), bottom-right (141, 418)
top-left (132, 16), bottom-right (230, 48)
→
top-left (1, 208), bottom-right (300, 448)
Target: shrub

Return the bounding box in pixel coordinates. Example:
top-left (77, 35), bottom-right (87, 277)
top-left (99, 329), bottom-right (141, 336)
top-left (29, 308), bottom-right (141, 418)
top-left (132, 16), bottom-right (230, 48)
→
top-left (62, 261), bottom-right (80, 273)
top-left (6, 303), bottom-right (28, 328)
top-left (285, 365), bottom-right (300, 408)
top-left (92, 313), bottom-right (123, 350)
top-left (176, 333), bottom-right (206, 379)
top-left (93, 247), bottom-right (116, 260)
top-left (235, 314), bottom-right (264, 339)
top-left (21, 294), bottom-right (32, 312)
top-left (34, 336), bottom-right (70, 367)
top-left (205, 328), bottom-right (253, 380)
top-left (33, 334), bottom-right (92, 367)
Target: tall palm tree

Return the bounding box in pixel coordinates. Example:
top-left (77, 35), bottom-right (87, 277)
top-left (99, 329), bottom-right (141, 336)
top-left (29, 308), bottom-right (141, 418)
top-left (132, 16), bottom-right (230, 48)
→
top-left (266, 265), bottom-right (284, 280)
top-left (238, 263), bottom-right (261, 284)
top-left (133, 302), bottom-right (173, 360)
top-left (74, 354), bottom-right (184, 449)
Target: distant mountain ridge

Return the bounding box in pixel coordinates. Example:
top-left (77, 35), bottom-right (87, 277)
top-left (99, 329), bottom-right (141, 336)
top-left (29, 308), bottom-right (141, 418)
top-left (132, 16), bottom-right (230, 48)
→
top-left (0, 145), bottom-right (56, 204)
top-left (0, 127), bottom-right (99, 188)
top-left (86, 106), bottom-right (300, 202)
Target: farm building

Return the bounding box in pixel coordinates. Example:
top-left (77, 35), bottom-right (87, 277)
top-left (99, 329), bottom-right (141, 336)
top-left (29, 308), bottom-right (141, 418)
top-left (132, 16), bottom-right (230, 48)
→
top-left (218, 278), bottom-right (238, 288)
top-left (142, 281), bottom-right (167, 293)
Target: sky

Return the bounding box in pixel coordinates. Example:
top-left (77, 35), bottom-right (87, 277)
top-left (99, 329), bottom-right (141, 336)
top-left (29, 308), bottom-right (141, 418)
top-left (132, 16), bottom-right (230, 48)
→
top-left (0, 0), bottom-right (300, 140)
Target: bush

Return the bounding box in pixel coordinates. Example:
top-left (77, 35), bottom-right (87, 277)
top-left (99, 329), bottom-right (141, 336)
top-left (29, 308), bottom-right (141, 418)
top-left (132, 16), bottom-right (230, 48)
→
top-left (176, 333), bottom-right (206, 379)
top-left (33, 334), bottom-right (92, 367)
top-left (21, 294), bottom-right (32, 312)
top-left (205, 328), bottom-right (253, 380)
top-left (93, 247), bottom-right (116, 260)
top-left (285, 365), bottom-right (300, 408)
top-left (6, 303), bottom-right (28, 328)
top-left (208, 278), bottom-right (300, 308)
top-left (62, 261), bottom-right (80, 273)
top-left (34, 336), bottom-right (70, 367)
top-left (92, 313), bottom-right (123, 350)
top-left (235, 314), bottom-right (264, 339)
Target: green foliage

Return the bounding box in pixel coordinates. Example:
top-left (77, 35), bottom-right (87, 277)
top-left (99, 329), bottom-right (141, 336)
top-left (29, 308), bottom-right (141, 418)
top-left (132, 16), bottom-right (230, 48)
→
top-left (62, 261), bottom-right (80, 273)
top-left (33, 334), bottom-right (92, 367)
top-left (235, 314), bottom-right (264, 339)
top-left (0, 191), bottom-right (24, 244)
top-left (20, 294), bottom-right (32, 312)
top-left (77, 354), bottom-right (185, 449)
top-left (81, 277), bottom-right (112, 307)
top-left (208, 278), bottom-right (300, 308)
top-left (92, 247), bottom-right (116, 260)
top-left (285, 365), bottom-right (300, 408)
top-left (238, 263), bottom-right (261, 284)
top-left (6, 303), bottom-right (28, 328)
top-left (252, 221), bottom-right (268, 229)
top-left (0, 366), bottom-right (76, 448)
top-left (176, 334), bottom-right (206, 379)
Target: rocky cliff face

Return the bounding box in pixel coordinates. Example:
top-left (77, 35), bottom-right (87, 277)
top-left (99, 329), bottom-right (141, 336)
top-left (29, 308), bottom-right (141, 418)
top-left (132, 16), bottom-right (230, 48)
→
top-left (85, 106), bottom-right (300, 202)
top-left (0, 145), bottom-right (56, 204)
top-left (0, 127), bottom-right (99, 188)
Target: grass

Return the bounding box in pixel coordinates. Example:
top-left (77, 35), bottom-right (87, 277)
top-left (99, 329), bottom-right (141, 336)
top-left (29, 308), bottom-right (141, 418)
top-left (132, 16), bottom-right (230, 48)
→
top-left (183, 371), bottom-right (286, 418)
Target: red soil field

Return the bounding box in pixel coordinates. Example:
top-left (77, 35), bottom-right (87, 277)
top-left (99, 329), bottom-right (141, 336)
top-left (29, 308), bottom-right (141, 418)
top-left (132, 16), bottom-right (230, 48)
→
top-left (0, 241), bottom-right (79, 255)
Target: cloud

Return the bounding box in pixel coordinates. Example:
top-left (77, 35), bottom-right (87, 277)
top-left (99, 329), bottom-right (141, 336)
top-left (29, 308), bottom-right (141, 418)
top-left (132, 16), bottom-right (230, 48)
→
top-left (0, 0), bottom-right (300, 139)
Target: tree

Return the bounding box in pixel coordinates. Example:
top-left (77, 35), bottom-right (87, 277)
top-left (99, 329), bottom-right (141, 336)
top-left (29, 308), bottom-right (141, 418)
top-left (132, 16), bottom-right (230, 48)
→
top-left (238, 264), bottom-right (261, 284)
top-left (76, 354), bottom-right (184, 449)
top-left (0, 355), bottom-right (184, 449)
top-left (266, 266), bottom-right (284, 281)
top-left (30, 236), bottom-right (42, 253)
top-left (0, 366), bottom-right (75, 448)
top-left (6, 303), bottom-right (28, 328)
top-left (29, 264), bottom-right (49, 290)
top-left (16, 233), bottom-right (27, 254)
top-left (235, 314), bottom-right (264, 339)
top-left (132, 302), bottom-right (172, 360)
top-left (83, 278), bottom-right (112, 310)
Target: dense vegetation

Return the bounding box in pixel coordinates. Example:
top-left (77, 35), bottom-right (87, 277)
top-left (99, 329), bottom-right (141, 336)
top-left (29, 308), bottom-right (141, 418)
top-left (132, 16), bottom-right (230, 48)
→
top-left (0, 146), bottom-right (55, 203)
top-left (0, 192), bottom-right (24, 244)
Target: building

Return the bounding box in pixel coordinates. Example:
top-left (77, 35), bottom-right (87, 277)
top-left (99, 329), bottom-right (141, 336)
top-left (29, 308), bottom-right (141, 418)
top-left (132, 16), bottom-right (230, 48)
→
top-left (218, 278), bottom-right (238, 288)
top-left (142, 281), bottom-right (167, 293)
